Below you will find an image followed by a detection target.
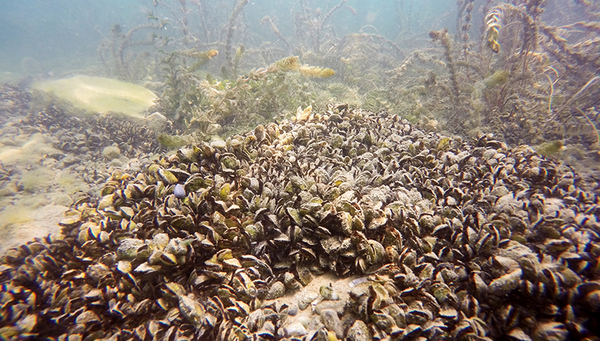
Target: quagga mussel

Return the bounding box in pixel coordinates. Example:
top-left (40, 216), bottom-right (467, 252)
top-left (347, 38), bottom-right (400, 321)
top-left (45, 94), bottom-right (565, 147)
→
top-left (1, 105), bottom-right (599, 341)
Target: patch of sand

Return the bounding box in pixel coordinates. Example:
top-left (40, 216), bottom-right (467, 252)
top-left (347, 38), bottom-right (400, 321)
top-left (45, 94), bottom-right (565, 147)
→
top-left (0, 204), bottom-right (68, 255)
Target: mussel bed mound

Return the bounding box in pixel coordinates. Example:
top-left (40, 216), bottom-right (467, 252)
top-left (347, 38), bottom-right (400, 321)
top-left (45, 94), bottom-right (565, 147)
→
top-left (1, 106), bottom-right (599, 341)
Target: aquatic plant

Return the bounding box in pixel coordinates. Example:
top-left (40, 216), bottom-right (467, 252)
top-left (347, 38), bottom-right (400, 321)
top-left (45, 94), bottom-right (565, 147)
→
top-left (429, 29), bottom-right (460, 107)
top-left (90, 0), bottom-right (599, 162)
top-left (400, 0), bottom-right (600, 153)
top-left (153, 55), bottom-right (336, 143)
top-left (156, 49), bottom-right (218, 128)
top-left (223, 0), bottom-right (250, 78)
top-left (97, 21), bottom-right (167, 82)
top-left (297, 0), bottom-right (357, 52)
top-left (260, 16), bottom-right (293, 54)
top-left (457, 0), bottom-right (476, 56)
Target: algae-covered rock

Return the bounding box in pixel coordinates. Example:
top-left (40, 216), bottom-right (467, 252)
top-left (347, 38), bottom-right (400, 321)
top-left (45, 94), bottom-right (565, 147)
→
top-left (157, 133), bottom-right (189, 149)
top-left (534, 140), bottom-right (564, 157)
top-left (102, 146), bottom-right (121, 160)
top-left (33, 75), bottom-right (157, 117)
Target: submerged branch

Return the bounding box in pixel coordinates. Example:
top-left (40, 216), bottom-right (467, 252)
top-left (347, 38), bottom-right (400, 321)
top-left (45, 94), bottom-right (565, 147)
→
top-left (224, 0), bottom-right (249, 77)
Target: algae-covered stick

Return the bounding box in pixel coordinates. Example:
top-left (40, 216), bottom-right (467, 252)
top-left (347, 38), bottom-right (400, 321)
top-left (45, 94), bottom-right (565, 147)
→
top-left (224, 0), bottom-right (249, 76)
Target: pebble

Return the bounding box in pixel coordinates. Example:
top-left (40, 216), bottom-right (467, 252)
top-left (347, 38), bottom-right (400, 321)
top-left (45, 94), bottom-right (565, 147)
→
top-left (286, 303), bottom-right (299, 316)
top-left (284, 322), bottom-right (307, 337)
top-left (320, 309), bottom-right (343, 339)
top-left (109, 159), bottom-right (123, 167)
top-left (319, 284), bottom-right (339, 300)
top-left (266, 281), bottom-right (286, 300)
top-left (347, 320), bottom-right (371, 341)
top-left (102, 145), bottom-right (121, 160)
top-left (61, 154), bottom-right (78, 166)
top-left (315, 300), bottom-right (347, 316)
top-left (174, 184), bottom-right (186, 199)
top-left (298, 292), bottom-right (319, 310)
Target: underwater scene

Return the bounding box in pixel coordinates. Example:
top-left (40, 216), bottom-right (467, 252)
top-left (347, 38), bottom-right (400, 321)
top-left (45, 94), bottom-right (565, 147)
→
top-left (0, 0), bottom-right (599, 340)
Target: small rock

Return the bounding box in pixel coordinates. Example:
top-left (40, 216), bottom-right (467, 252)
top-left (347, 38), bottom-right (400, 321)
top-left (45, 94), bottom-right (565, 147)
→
top-left (315, 300), bottom-right (347, 316)
top-left (145, 112), bottom-right (168, 132)
top-left (307, 314), bottom-right (324, 331)
top-left (284, 322), bottom-right (307, 337)
top-left (320, 309), bottom-right (343, 339)
top-left (102, 145), bottom-right (121, 160)
top-left (286, 303), bottom-right (299, 316)
top-left (267, 281), bottom-right (286, 300)
top-left (153, 233), bottom-right (170, 249)
top-left (298, 292), bottom-right (319, 310)
top-left (86, 263), bottom-right (110, 283)
top-left (109, 158), bottom-right (123, 167)
top-left (210, 139), bottom-right (227, 149)
top-left (117, 260), bottom-right (132, 274)
top-left (174, 184), bottom-right (186, 198)
top-left (258, 321), bottom-right (275, 338)
top-left (116, 238), bottom-right (145, 260)
top-left (319, 284), bottom-right (339, 300)
top-left (128, 159), bottom-right (142, 172)
top-left (347, 320), bottom-right (371, 341)
top-left (75, 310), bottom-right (100, 326)
top-left (482, 148), bottom-right (496, 159)
top-left (491, 185), bottom-right (510, 197)
top-left (61, 154), bottom-right (78, 166)
top-left (296, 315), bottom-right (310, 328)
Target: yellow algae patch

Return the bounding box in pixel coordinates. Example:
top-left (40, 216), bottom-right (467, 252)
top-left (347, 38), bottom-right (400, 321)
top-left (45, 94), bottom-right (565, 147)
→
top-left (33, 75), bottom-right (157, 117)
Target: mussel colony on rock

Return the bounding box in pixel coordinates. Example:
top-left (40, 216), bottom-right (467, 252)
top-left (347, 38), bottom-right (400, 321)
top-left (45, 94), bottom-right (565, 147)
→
top-left (1, 105), bottom-right (599, 341)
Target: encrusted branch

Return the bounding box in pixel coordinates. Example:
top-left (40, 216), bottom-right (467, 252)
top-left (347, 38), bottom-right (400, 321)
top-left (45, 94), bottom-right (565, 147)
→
top-left (430, 29), bottom-right (460, 106)
top-left (314, 0), bottom-right (356, 52)
top-left (224, 0), bottom-right (249, 76)
top-left (261, 16), bottom-right (292, 53)
top-left (97, 22), bottom-right (163, 81)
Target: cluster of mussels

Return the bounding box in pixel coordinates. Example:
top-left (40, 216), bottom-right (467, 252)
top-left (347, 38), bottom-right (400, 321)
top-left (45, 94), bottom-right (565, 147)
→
top-left (0, 84), bottom-right (31, 124)
top-left (1, 106), bottom-right (599, 341)
top-left (1, 101), bottom-right (164, 194)
top-left (21, 104), bottom-right (163, 160)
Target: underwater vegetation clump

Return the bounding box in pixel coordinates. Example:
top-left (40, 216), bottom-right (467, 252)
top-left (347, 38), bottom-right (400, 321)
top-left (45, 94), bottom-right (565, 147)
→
top-left (451, 1), bottom-right (598, 147)
top-left (6, 0), bottom-right (599, 171)
top-left (367, 0), bottom-right (600, 164)
top-left (96, 0), bottom-right (595, 168)
top-left (97, 21), bottom-right (168, 82)
top-left (152, 54), bottom-right (336, 145)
